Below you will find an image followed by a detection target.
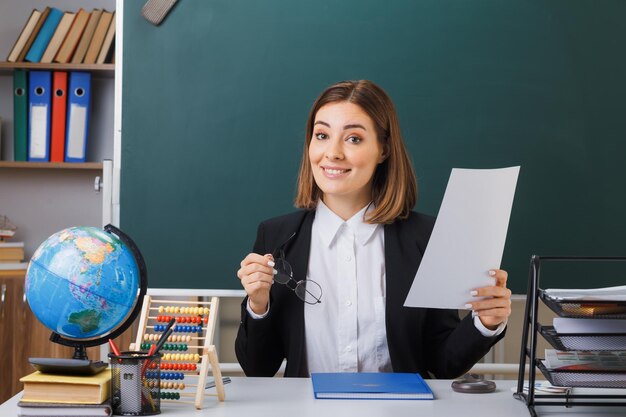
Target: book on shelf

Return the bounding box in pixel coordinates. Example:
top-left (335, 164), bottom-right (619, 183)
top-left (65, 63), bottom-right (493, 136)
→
top-left (6, 9), bottom-right (42, 63)
top-left (84, 10), bottom-right (114, 64)
top-left (40, 11), bottom-right (76, 64)
top-left (13, 70), bottom-right (29, 162)
top-left (65, 72), bottom-right (91, 162)
top-left (17, 400), bottom-right (112, 417)
top-left (20, 370), bottom-right (111, 405)
top-left (28, 70), bottom-right (52, 162)
top-left (71, 9), bottom-right (103, 64)
top-left (17, 7), bottom-right (51, 62)
top-left (50, 71), bottom-right (68, 162)
top-left (25, 8), bottom-right (64, 63)
top-left (0, 241), bottom-right (25, 261)
top-left (0, 262), bottom-right (28, 271)
top-left (311, 372), bottom-right (434, 400)
top-left (54, 8), bottom-right (90, 64)
top-left (96, 12), bottom-right (116, 65)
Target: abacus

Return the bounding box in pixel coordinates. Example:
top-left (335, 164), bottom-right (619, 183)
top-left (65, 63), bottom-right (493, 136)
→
top-left (130, 295), bottom-right (225, 409)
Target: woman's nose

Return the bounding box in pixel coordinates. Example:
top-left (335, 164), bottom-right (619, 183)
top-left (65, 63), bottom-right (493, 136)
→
top-left (325, 139), bottom-right (344, 160)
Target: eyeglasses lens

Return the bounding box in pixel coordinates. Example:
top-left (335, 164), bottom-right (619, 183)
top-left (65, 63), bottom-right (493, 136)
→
top-left (295, 280), bottom-right (322, 304)
top-left (274, 258), bottom-right (292, 285)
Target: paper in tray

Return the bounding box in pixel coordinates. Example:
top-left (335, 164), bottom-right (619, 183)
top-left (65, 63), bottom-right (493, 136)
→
top-left (538, 361), bottom-right (626, 388)
top-left (540, 326), bottom-right (626, 351)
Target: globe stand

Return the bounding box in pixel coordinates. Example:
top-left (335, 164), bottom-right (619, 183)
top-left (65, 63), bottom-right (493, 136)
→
top-left (72, 344), bottom-right (88, 360)
top-left (27, 224), bottom-right (148, 376)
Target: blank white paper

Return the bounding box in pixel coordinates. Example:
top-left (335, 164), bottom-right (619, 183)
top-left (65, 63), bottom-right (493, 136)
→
top-left (404, 166), bottom-right (520, 310)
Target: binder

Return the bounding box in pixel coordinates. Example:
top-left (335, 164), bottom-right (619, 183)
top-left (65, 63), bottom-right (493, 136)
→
top-left (13, 70), bottom-right (28, 161)
top-left (25, 8), bottom-right (63, 63)
top-left (65, 72), bottom-right (91, 162)
top-left (28, 71), bottom-right (52, 162)
top-left (50, 72), bottom-right (68, 162)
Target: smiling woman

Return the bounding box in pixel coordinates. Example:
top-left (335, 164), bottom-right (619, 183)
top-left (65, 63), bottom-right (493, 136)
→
top-left (235, 80), bottom-right (512, 378)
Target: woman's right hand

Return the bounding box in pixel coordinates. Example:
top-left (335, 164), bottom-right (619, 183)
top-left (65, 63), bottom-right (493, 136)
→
top-left (237, 253), bottom-right (276, 315)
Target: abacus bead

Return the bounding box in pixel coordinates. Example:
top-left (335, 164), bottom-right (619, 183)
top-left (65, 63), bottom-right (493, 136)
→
top-left (158, 305), bottom-right (164, 313)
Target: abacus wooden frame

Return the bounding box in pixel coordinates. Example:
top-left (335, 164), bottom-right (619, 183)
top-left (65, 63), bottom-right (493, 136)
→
top-left (130, 294), bottom-right (225, 409)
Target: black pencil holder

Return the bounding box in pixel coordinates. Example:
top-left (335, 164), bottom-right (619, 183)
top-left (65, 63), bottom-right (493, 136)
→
top-left (109, 351), bottom-right (161, 416)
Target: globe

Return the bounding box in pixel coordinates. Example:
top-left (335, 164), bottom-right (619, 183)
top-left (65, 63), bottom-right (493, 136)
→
top-left (25, 225), bottom-right (147, 360)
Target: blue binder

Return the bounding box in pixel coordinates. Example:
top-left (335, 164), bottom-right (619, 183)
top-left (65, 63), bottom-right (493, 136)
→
top-left (25, 8), bottom-right (64, 63)
top-left (65, 72), bottom-right (91, 163)
top-left (28, 71), bottom-right (52, 162)
top-left (311, 373), bottom-right (434, 400)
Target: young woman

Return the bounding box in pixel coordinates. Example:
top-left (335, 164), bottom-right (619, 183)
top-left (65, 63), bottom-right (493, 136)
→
top-left (235, 80), bottom-right (511, 378)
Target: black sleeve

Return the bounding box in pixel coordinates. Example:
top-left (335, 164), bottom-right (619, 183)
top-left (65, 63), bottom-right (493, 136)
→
top-left (423, 308), bottom-right (505, 378)
top-left (234, 221), bottom-right (286, 376)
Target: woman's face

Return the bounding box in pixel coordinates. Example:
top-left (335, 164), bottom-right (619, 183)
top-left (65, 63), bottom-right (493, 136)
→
top-left (309, 101), bottom-right (385, 209)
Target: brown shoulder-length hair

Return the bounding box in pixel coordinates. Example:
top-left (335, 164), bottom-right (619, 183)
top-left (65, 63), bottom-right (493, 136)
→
top-left (295, 80), bottom-right (417, 224)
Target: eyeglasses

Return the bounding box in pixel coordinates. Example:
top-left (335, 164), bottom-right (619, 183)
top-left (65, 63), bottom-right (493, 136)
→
top-left (273, 232), bottom-right (322, 305)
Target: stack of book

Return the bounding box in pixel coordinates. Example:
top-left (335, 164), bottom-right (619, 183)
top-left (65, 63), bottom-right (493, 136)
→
top-left (18, 370), bottom-right (112, 417)
top-left (6, 7), bottom-right (114, 164)
top-left (7, 7), bottom-right (116, 65)
top-left (0, 241), bottom-right (27, 275)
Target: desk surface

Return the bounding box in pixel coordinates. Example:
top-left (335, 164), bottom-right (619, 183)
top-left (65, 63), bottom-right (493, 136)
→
top-left (3, 377), bottom-right (626, 417)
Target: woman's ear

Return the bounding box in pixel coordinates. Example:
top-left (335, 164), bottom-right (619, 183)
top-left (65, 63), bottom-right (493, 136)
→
top-left (378, 144), bottom-right (390, 164)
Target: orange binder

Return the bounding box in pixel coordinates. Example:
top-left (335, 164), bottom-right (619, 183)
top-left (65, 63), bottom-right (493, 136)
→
top-left (50, 71), bottom-right (68, 162)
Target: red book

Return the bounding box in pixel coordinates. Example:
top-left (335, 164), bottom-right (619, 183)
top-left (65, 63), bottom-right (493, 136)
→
top-left (50, 71), bottom-right (68, 162)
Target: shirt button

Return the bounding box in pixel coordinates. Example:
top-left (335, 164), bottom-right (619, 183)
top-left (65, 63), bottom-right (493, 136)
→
top-left (346, 346), bottom-right (352, 352)
top-left (346, 255), bottom-right (352, 261)
top-left (345, 300), bottom-right (352, 306)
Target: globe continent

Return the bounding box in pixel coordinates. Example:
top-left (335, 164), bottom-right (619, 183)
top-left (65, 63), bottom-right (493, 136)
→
top-left (26, 226), bottom-right (140, 340)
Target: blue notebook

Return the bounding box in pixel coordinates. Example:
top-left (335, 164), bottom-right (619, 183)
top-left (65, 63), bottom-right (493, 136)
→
top-left (311, 372), bottom-right (434, 400)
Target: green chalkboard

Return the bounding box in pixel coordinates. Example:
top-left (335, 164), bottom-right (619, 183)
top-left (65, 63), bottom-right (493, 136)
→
top-left (121, 0), bottom-right (626, 293)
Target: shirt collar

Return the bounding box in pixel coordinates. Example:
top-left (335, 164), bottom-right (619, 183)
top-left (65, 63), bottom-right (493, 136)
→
top-left (315, 200), bottom-right (380, 248)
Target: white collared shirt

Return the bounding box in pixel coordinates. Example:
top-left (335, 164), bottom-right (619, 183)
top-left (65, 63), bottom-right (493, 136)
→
top-left (247, 201), bottom-right (506, 373)
top-left (305, 201), bottom-right (391, 373)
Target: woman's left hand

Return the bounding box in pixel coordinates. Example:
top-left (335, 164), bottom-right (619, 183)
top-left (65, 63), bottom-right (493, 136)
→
top-left (467, 269), bottom-right (512, 330)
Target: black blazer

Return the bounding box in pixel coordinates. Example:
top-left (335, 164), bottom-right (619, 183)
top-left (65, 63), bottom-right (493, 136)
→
top-left (235, 210), bottom-right (504, 378)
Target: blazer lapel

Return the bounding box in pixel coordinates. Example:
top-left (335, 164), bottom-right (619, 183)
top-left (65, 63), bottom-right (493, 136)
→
top-left (285, 210), bottom-right (315, 376)
top-left (383, 218), bottom-right (425, 371)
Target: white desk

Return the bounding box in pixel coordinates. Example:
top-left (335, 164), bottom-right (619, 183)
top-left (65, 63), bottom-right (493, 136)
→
top-left (3, 377), bottom-right (626, 417)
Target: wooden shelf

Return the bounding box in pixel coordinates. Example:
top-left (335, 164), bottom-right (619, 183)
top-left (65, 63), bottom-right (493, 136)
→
top-left (0, 161), bottom-right (103, 170)
top-left (0, 62), bottom-right (114, 77)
